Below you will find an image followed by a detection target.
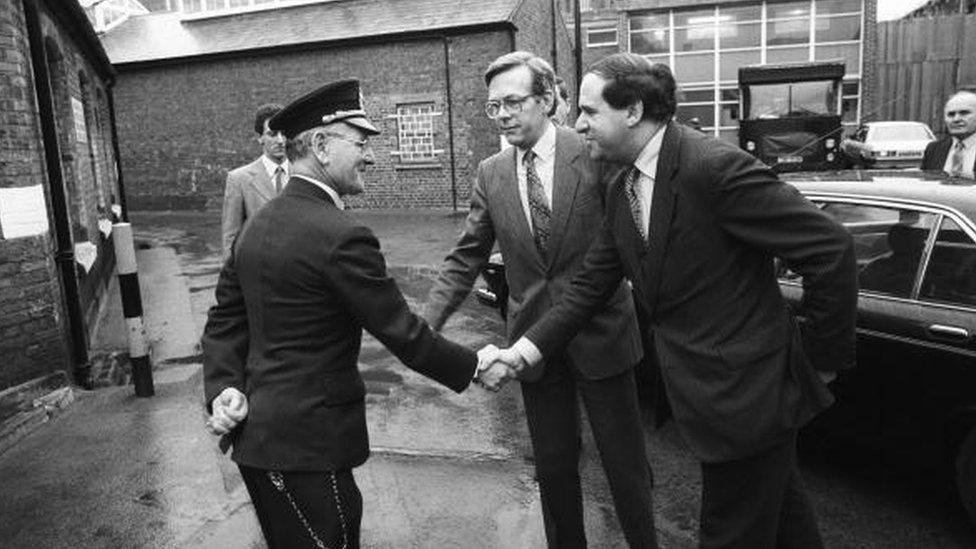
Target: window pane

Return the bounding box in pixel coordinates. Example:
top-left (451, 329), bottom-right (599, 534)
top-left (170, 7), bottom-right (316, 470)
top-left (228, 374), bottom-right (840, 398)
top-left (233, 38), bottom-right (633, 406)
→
top-left (767, 46), bottom-right (810, 64)
top-left (768, 1), bottom-right (810, 19)
top-left (673, 53), bottom-right (714, 83)
top-left (721, 4), bottom-right (761, 22)
top-left (749, 80), bottom-right (836, 117)
top-left (674, 8), bottom-right (716, 28)
top-left (817, 0), bottom-right (862, 15)
top-left (204, 0), bottom-right (225, 10)
top-left (676, 104), bottom-right (715, 127)
top-left (720, 22), bottom-right (761, 49)
top-left (819, 205), bottom-right (937, 297)
top-left (588, 29), bottom-right (618, 46)
top-left (842, 96), bottom-right (859, 122)
top-left (630, 14), bottom-right (668, 31)
top-left (921, 218), bottom-right (976, 307)
top-left (720, 102), bottom-right (740, 125)
top-left (842, 81), bottom-right (859, 96)
top-left (680, 88), bottom-right (714, 102)
top-left (675, 27), bottom-right (715, 52)
top-left (719, 49), bottom-right (760, 81)
top-left (815, 15), bottom-right (861, 42)
top-left (815, 43), bottom-right (860, 74)
top-left (768, 19), bottom-right (810, 46)
top-left (631, 30), bottom-right (669, 54)
top-left (720, 87), bottom-right (740, 102)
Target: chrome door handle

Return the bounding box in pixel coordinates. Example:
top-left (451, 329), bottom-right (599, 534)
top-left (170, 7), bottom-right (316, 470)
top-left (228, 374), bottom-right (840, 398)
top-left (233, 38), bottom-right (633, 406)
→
top-left (928, 324), bottom-right (971, 341)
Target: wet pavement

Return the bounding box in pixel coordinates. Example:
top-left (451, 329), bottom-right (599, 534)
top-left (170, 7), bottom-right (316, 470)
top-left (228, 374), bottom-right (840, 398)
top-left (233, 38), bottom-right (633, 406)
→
top-left (1, 209), bottom-right (975, 547)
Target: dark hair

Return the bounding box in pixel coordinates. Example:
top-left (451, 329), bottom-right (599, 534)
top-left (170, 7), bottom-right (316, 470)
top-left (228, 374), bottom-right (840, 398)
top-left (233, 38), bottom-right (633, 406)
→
top-left (484, 51), bottom-right (555, 100)
top-left (588, 53), bottom-right (676, 123)
top-left (253, 103), bottom-right (283, 135)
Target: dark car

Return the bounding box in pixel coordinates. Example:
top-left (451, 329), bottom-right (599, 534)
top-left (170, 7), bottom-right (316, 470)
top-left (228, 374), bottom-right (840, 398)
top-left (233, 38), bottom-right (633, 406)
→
top-left (477, 170), bottom-right (976, 525)
top-left (781, 170), bottom-right (976, 525)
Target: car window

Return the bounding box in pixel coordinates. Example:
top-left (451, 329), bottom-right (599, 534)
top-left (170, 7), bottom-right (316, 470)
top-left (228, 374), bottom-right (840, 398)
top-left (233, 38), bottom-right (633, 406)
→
top-left (869, 125), bottom-right (932, 142)
top-left (920, 217), bottom-right (976, 308)
top-left (818, 202), bottom-right (937, 298)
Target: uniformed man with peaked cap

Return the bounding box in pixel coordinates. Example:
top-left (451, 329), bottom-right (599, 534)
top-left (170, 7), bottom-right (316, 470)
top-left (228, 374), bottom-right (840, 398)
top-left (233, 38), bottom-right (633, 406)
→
top-left (201, 79), bottom-right (498, 548)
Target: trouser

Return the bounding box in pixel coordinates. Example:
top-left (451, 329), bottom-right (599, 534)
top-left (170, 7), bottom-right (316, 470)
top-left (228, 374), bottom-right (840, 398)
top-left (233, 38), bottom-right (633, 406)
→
top-left (238, 464), bottom-right (363, 549)
top-left (699, 431), bottom-right (823, 549)
top-left (521, 359), bottom-right (658, 548)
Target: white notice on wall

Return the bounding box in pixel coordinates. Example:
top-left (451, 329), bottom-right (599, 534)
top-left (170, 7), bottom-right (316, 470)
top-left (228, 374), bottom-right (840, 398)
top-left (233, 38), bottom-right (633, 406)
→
top-left (74, 241), bottom-right (97, 273)
top-left (0, 185), bottom-right (49, 239)
top-left (71, 97), bottom-right (87, 143)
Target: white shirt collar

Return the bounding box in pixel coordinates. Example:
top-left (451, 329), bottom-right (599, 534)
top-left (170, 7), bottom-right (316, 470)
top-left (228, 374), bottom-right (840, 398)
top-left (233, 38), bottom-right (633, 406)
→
top-left (954, 133), bottom-right (976, 150)
top-left (521, 121), bottom-right (557, 164)
top-left (261, 155), bottom-right (289, 179)
top-left (633, 123), bottom-right (667, 179)
top-left (292, 174), bottom-right (345, 210)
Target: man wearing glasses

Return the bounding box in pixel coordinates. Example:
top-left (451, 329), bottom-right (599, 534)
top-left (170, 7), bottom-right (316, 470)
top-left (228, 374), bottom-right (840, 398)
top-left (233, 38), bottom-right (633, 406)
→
top-left (424, 51), bottom-right (656, 547)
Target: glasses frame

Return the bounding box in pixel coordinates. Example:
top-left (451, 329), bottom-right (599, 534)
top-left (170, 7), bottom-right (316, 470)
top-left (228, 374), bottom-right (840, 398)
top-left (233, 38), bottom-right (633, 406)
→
top-left (484, 94), bottom-right (537, 119)
top-left (324, 132), bottom-right (369, 149)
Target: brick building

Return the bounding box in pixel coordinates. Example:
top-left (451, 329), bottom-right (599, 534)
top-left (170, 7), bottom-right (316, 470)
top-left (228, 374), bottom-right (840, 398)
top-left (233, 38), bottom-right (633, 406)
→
top-left (1, 0), bottom-right (122, 391)
top-left (98, 0), bottom-right (577, 211)
top-left (561, 0), bottom-right (878, 141)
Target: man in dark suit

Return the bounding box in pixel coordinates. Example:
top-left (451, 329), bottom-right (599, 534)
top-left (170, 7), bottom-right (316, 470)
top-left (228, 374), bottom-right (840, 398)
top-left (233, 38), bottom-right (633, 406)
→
top-left (425, 51), bottom-right (653, 548)
top-left (496, 53), bottom-right (858, 547)
top-left (221, 103), bottom-right (289, 258)
top-left (921, 90), bottom-right (976, 178)
top-left (202, 80), bottom-right (506, 549)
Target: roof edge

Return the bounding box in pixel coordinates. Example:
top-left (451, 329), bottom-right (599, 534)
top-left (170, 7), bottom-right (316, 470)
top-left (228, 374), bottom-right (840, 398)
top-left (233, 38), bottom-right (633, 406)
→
top-left (38, 0), bottom-right (116, 82)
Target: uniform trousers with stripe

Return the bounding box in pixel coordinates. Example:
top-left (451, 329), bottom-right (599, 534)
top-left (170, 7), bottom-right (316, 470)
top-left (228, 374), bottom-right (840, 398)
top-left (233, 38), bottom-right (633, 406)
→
top-left (238, 464), bottom-right (363, 549)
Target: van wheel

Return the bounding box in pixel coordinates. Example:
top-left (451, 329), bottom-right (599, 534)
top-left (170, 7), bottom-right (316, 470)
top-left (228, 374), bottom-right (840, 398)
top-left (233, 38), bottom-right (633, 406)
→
top-left (956, 427), bottom-right (976, 527)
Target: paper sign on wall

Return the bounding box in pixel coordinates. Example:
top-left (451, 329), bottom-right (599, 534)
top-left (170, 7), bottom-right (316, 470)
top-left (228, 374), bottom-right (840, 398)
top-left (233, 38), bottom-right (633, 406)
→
top-left (0, 185), bottom-right (49, 239)
top-left (71, 97), bottom-right (87, 143)
top-left (74, 241), bottom-right (97, 273)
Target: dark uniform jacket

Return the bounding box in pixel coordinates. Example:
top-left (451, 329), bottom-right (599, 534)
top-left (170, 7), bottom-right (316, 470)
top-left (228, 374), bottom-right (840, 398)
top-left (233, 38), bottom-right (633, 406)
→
top-left (425, 126), bottom-right (641, 380)
top-left (525, 124), bottom-right (858, 462)
top-left (203, 177), bottom-right (476, 472)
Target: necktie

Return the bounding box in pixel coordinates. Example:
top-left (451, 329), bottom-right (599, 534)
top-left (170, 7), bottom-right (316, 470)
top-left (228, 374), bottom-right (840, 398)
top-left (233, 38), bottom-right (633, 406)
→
top-left (949, 141), bottom-right (966, 177)
top-left (274, 166), bottom-right (285, 195)
top-left (523, 150), bottom-right (550, 257)
top-left (625, 167), bottom-right (646, 241)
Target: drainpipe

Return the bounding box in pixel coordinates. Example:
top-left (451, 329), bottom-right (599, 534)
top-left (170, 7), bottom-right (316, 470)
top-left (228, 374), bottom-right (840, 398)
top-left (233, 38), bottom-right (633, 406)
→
top-left (22, 0), bottom-right (91, 385)
top-left (574, 0), bottom-right (582, 94)
top-left (105, 85), bottom-right (129, 222)
top-left (550, 0), bottom-right (558, 72)
top-left (442, 35), bottom-right (458, 211)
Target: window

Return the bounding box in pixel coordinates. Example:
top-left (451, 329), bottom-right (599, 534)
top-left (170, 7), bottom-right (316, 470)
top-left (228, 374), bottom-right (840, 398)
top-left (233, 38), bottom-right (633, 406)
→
top-left (920, 218), bottom-right (976, 307)
top-left (819, 203), bottom-right (938, 298)
top-left (587, 27), bottom-right (618, 47)
top-left (392, 103), bottom-right (443, 163)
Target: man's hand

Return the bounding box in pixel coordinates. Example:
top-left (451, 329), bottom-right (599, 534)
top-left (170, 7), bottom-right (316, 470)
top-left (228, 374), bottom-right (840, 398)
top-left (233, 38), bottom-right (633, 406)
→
top-left (475, 345), bottom-right (517, 392)
top-left (206, 387), bottom-right (248, 435)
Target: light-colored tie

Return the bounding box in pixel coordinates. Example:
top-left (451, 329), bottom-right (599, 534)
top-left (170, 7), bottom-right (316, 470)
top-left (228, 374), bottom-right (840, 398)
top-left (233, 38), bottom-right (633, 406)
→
top-left (949, 141), bottom-right (966, 177)
top-left (523, 150), bottom-right (550, 257)
top-left (274, 165), bottom-right (285, 195)
top-left (625, 167), bottom-right (646, 241)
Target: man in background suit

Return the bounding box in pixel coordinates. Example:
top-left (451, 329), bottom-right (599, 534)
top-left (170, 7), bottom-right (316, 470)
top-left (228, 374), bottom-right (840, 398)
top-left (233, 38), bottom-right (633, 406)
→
top-left (221, 103), bottom-right (289, 258)
top-left (425, 51), bottom-right (654, 548)
top-left (203, 80), bottom-right (506, 549)
top-left (496, 53), bottom-right (857, 548)
top-left (921, 90), bottom-right (976, 178)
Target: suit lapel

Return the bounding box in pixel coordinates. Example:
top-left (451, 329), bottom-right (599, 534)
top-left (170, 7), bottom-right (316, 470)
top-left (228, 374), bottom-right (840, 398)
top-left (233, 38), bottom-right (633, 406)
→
top-left (546, 128), bottom-right (583, 264)
top-left (643, 123), bottom-right (680, 314)
top-left (247, 158), bottom-right (275, 202)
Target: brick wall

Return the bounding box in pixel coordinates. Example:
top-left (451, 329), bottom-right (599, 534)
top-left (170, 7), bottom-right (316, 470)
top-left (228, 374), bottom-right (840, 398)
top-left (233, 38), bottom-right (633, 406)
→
top-left (0, 0), bottom-right (119, 390)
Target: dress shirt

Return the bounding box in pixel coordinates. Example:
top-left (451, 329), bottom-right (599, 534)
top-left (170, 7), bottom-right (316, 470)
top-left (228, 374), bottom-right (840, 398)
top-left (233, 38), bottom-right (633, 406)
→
top-left (630, 124), bottom-right (667, 238)
top-left (261, 155), bottom-right (290, 193)
top-left (293, 174), bottom-right (345, 210)
top-left (942, 133), bottom-right (976, 179)
top-left (516, 122), bottom-right (557, 229)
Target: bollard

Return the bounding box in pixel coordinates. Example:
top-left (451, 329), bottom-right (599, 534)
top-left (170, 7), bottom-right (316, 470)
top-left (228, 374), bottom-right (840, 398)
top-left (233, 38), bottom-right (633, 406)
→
top-left (112, 222), bottom-right (154, 397)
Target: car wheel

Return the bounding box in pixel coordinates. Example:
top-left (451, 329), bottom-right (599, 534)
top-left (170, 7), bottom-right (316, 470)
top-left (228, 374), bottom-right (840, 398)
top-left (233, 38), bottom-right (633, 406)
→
top-left (955, 426), bottom-right (976, 526)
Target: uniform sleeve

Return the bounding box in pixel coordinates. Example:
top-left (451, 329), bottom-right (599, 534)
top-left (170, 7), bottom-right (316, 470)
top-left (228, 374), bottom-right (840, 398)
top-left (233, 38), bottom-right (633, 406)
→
top-left (201, 252), bottom-right (249, 411)
top-left (424, 162), bottom-right (496, 331)
top-left (707, 148), bottom-right (858, 372)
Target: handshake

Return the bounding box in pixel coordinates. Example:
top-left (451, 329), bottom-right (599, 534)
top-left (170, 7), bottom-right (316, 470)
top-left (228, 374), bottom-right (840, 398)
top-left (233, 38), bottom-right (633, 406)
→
top-left (473, 344), bottom-right (527, 392)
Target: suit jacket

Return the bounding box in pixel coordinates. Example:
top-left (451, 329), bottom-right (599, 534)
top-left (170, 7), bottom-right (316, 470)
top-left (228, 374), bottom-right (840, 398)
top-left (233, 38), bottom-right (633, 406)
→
top-left (425, 126), bottom-right (641, 380)
top-left (921, 136), bottom-right (976, 173)
top-left (203, 177), bottom-right (477, 472)
top-left (525, 124), bottom-right (858, 462)
top-left (221, 157), bottom-right (278, 258)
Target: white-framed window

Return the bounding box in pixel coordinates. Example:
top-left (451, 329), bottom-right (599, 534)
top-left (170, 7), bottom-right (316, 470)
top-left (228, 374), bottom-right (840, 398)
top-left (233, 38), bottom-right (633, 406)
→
top-left (587, 27), bottom-right (618, 47)
top-left (178, 0), bottom-right (326, 19)
top-left (389, 103), bottom-right (444, 163)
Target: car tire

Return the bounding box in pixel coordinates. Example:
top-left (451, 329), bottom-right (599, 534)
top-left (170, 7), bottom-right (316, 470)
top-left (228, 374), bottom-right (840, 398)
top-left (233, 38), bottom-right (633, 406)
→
top-left (955, 426), bottom-right (976, 526)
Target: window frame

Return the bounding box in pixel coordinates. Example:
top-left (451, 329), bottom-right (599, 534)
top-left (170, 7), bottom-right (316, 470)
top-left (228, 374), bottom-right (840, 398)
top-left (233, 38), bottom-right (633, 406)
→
top-left (586, 26), bottom-right (619, 48)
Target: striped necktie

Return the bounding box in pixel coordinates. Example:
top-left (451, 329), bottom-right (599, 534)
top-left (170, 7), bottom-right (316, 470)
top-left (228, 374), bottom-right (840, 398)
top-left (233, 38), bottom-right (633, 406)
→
top-left (949, 140), bottom-right (966, 177)
top-left (523, 150), bottom-right (550, 257)
top-left (625, 166), bottom-right (646, 241)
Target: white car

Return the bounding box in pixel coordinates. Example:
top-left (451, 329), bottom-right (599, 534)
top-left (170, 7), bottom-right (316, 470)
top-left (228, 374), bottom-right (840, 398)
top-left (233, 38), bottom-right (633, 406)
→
top-left (840, 121), bottom-right (936, 168)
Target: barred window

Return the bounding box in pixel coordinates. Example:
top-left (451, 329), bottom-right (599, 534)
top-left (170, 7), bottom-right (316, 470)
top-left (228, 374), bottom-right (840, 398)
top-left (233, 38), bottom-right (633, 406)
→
top-left (392, 103), bottom-right (443, 163)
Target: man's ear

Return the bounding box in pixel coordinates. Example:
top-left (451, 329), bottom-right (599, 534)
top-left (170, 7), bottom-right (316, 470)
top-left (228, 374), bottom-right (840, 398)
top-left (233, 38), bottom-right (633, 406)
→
top-left (540, 90), bottom-right (555, 115)
top-left (312, 131), bottom-right (330, 165)
top-left (626, 100), bottom-right (644, 128)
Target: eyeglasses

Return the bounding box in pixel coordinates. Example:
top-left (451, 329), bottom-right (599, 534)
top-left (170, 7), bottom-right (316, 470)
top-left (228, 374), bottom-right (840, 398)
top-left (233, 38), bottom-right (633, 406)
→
top-left (325, 133), bottom-right (369, 149)
top-left (484, 94), bottom-right (536, 119)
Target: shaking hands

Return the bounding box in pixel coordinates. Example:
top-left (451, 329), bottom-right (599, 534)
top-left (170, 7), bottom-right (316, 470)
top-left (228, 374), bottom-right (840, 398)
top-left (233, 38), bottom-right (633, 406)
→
top-left (474, 344), bottom-right (528, 392)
